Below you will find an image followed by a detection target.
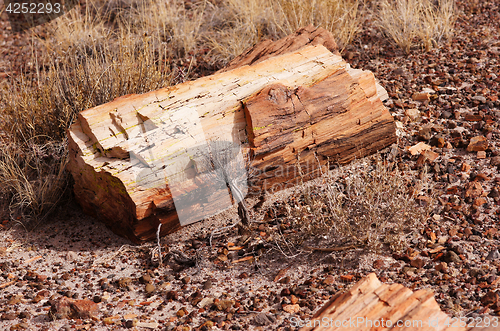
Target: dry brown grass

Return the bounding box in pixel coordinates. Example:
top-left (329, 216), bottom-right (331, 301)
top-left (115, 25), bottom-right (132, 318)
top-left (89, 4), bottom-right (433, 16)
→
top-left (206, 0), bottom-right (361, 64)
top-left (0, 0), bottom-right (174, 224)
top-left (0, 141), bottom-right (67, 226)
top-left (271, 155), bottom-right (432, 254)
top-left (374, 0), bottom-right (456, 53)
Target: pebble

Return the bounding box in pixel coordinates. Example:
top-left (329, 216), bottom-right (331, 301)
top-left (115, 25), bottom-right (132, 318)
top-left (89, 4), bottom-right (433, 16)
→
top-left (435, 262), bottom-right (448, 273)
top-left (471, 95), bottom-right (487, 103)
top-left (125, 319), bottom-right (138, 328)
top-left (486, 249), bottom-right (500, 261)
top-left (282, 304), bottom-right (300, 314)
top-left (444, 251), bottom-right (461, 264)
top-left (65, 251), bottom-right (78, 261)
top-left (166, 290), bottom-right (178, 301)
top-left (491, 156), bottom-right (500, 167)
top-left (466, 136), bottom-right (488, 152)
top-left (214, 299), bottom-right (233, 311)
top-left (202, 279), bottom-right (213, 290)
top-left (410, 258), bottom-right (425, 269)
top-left (140, 274), bottom-right (151, 284)
top-left (405, 109), bottom-right (421, 121)
top-left (279, 276), bottom-right (291, 284)
top-left (117, 277), bottom-right (132, 288)
top-left (198, 297), bottom-right (214, 308)
top-left (145, 283), bottom-right (155, 294)
top-left (418, 127), bottom-right (432, 141)
top-left (252, 313), bottom-right (276, 326)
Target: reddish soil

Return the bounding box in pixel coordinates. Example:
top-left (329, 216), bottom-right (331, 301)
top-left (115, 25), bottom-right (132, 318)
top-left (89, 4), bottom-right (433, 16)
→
top-left (1, 0), bottom-right (500, 330)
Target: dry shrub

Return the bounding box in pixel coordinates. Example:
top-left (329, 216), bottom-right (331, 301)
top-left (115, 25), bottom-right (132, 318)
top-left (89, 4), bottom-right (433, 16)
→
top-left (273, 0), bottom-right (361, 50)
top-left (375, 0), bottom-right (456, 53)
top-left (0, 141), bottom-right (68, 225)
top-left (274, 155), bottom-right (431, 254)
top-left (205, 0), bottom-right (361, 65)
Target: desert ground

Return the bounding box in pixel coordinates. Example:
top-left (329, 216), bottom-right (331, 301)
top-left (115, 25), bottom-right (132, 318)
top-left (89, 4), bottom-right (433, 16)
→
top-left (1, 0), bottom-right (500, 330)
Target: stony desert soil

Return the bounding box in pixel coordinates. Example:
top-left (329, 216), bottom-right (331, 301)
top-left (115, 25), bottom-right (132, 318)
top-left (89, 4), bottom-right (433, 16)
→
top-left (2, 0), bottom-right (500, 330)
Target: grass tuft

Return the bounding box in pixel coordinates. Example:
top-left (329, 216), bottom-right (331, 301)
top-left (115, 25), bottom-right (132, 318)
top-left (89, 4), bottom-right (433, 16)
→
top-left (271, 155), bottom-right (432, 254)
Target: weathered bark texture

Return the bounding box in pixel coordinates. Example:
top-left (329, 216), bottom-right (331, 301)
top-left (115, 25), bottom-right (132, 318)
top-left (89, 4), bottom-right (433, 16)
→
top-left (300, 273), bottom-right (494, 331)
top-left (67, 27), bottom-right (396, 243)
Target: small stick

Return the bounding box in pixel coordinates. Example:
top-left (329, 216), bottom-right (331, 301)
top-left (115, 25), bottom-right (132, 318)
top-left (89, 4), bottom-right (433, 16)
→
top-left (156, 223), bottom-right (162, 267)
top-left (232, 256), bottom-right (254, 263)
top-left (24, 256), bottom-right (42, 264)
top-left (304, 244), bottom-right (363, 252)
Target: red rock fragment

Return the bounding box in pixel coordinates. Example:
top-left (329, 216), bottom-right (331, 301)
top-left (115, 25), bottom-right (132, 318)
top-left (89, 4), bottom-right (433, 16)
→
top-left (410, 258), bottom-right (425, 269)
top-left (408, 142), bottom-right (430, 156)
top-left (340, 274), bottom-right (355, 282)
top-left (417, 150), bottom-right (439, 165)
top-left (323, 275), bottom-right (336, 285)
top-left (464, 114), bottom-right (483, 121)
top-left (474, 197), bottom-right (487, 206)
top-left (373, 259), bottom-right (385, 269)
top-left (475, 173), bottom-right (490, 181)
top-left (435, 262), bottom-right (448, 273)
top-left (282, 304), bottom-right (300, 314)
top-left (49, 297), bottom-right (99, 320)
top-left (467, 136), bottom-right (488, 152)
top-left (412, 92), bottom-right (430, 101)
top-left (416, 195), bottom-right (431, 206)
top-left (465, 181), bottom-right (483, 198)
top-left (481, 291), bottom-right (498, 306)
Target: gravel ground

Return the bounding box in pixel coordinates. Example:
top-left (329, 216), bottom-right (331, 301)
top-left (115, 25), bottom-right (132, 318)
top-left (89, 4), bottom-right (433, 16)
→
top-left (2, 0), bottom-right (500, 330)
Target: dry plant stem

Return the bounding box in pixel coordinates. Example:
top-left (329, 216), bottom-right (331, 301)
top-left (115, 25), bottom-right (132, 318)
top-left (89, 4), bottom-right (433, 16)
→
top-left (91, 244), bottom-right (136, 267)
top-left (275, 154), bottom-right (430, 254)
top-left (303, 244), bottom-right (363, 252)
top-left (156, 223), bottom-right (162, 267)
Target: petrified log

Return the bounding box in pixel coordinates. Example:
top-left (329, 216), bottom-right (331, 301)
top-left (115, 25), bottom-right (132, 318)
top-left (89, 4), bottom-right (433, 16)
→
top-left (299, 273), bottom-right (494, 331)
top-left (67, 28), bottom-right (396, 243)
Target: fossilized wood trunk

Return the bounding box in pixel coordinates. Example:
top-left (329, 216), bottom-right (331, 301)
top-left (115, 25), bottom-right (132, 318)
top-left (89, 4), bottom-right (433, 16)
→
top-left (67, 28), bottom-right (396, 243)
top-left (300, 273), bottom-right (494, 331)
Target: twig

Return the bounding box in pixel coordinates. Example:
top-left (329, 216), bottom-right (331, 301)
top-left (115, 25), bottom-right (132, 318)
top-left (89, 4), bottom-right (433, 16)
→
top-left (92, 244), bottom-right (136, 266)
top-left (156, 223), bottom-right (162, 267)
top-left (6, 242), bottom-right (22, 253)
top-left (303, 244), bottom-right (363, 252)
top-left (232, 256), bottom-right (254, 263)
top-left (209, 219), bottom-right (240, 247)
top-left (24, 255), bottom-right (42, 264)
